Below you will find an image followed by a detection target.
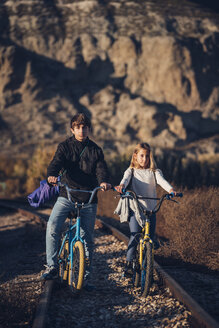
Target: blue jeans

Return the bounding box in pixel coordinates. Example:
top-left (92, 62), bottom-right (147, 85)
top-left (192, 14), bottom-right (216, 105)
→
top-left (46, 197), bottom-right (97, 279)
top-left (126, 212), bottom-right (156, 261)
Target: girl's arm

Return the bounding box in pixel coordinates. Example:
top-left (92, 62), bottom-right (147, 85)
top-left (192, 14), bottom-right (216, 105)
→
top-left (114, 168), bottom-right (132, 193)
top-left (155, 169), bottom-right (176, 193)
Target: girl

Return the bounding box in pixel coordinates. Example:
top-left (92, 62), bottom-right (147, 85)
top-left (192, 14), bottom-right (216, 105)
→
top-left (115, 142), bottom-right (176, 277)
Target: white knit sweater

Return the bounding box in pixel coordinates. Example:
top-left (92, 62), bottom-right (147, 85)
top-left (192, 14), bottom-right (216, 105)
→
top-left (120, 168), bottom-right (173, 211)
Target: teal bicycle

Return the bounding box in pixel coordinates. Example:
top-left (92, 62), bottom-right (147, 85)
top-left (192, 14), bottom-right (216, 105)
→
top-left (57, 183), bottom-right (102, 293)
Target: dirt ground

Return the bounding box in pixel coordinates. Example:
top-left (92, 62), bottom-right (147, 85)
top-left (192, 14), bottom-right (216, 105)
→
top-left (0, 206), bottom-right (46, 328)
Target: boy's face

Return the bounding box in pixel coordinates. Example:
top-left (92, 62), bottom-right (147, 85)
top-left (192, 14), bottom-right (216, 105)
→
top-left (71, 124), bottom-right (89, 142)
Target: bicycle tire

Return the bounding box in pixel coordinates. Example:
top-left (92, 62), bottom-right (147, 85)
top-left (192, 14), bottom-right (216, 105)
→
top-left (133, 244), bottom-right (141, 287)
top-left (59, 238), bottom-right (69, 283)
top-left (141, 241), bottom-right (153, 297)
top-left (68, 240), bottom-right (85, 293)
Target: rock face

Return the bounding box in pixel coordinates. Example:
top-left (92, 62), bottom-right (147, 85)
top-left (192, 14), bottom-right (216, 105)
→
top-left (0, 0), bottom-right (219, 163)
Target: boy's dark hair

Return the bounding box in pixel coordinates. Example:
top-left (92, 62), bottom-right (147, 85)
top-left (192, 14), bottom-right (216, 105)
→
top-left (70, 113), bottom-right (91, 129)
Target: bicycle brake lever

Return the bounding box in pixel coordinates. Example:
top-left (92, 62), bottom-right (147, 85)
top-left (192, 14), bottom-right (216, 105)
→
top-left (170, 198), bottom-right (179, 204)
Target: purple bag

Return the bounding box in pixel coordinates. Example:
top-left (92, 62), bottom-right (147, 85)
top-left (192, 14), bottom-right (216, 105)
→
top-left (27, 179), bottom-right (59, 208)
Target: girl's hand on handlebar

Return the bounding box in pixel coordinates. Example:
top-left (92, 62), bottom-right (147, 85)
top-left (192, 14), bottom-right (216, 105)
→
top-left (114, 184), bottom-right (125, 193)
top-left (169, 188), bottom-right (177, 196)
top-left (168, 189), bottom-right (183, 198)
top-left (100, 182), bottom-right (112, 191)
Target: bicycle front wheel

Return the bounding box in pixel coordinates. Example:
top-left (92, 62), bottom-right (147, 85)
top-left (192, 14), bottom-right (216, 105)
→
top-left (68, 241), bottom-right (85, 293)
top-left (141, 241), bottom-right (153, 297)
top-left (59, 238), bottom-right (69, 283)
top-left (133, 244), bottom-right (141, 287)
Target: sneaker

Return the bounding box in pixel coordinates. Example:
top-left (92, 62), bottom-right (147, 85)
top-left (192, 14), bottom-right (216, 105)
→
top-left (40, 265), bottom-right (58, 280)
top-left (124, 261), bottom-right (133, 277)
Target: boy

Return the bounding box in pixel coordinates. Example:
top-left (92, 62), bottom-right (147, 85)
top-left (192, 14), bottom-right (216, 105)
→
top-left (41, 113), bottom-right (111, 288)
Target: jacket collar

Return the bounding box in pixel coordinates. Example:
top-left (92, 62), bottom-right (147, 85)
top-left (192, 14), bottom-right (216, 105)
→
top-left (72, 135), bottom-right (89, 146)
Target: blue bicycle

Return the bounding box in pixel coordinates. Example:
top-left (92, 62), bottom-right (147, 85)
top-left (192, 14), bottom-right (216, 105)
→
top-left (57, 183), bottom-right (102, 293)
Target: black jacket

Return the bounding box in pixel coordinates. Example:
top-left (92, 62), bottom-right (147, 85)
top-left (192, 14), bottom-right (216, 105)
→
top-left (47, 136), bottom-right (110, 203)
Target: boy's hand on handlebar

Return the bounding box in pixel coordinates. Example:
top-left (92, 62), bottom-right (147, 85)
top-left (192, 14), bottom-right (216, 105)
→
top-left (100, 182), bottom-right (111, 191)
top-left (47, 176), bottom-right (58, 185)
top-left (114, 184), bottom-right (125, 193)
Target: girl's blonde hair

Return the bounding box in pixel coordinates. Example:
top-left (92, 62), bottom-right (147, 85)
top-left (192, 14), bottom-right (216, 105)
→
top-left (130, 143), bottom-right (157, 170)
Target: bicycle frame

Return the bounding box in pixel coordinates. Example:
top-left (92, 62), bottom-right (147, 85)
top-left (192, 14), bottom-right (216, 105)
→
top-left (139, 218), bottom-right (153, 270)
top-left (58, 213), bottom-right (84, 272)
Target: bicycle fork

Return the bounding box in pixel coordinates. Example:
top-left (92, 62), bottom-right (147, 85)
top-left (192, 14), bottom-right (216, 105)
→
top-left (139, 220), bottom-right (154, 269)
top-left (69, 215), bottom-right (84, 273)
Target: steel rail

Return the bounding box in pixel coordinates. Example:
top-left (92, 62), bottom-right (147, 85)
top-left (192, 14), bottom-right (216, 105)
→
top-left (32, 280), bottom-right (54, 328)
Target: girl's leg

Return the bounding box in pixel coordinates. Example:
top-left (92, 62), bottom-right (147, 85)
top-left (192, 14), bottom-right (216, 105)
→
top-left (150, 213), bottom-right (156, 241)
top-left (126, 214), bottom-right (142, 262)
top-left (46, 197), bottom-right (72, 268)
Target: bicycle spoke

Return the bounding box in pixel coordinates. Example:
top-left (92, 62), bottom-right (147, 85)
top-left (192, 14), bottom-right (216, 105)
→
top-left (141, 242), bottom-right (153, 297)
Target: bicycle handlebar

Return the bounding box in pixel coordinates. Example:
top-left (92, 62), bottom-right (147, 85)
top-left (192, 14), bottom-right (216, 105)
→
top-left (113, 187), bottom-right (183, 214)
top-left (57, 182), bottom-right (103, 205)
top-left (152, 192), bottom-right (183, 214)
top-left (168, 192), bottom-right (183, 199)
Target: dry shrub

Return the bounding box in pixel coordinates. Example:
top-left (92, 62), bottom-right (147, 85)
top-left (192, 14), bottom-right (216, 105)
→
top-left (0, 155), bottom-right (15, 179)
top-left (2, 178), bottom-right (21, 198)
top-left (107, 154), bottom-right (131, 185)
top-left (0, 156), bottom-right (28, 197)
top-left (155, 152), bottom-right (219, 188)
top-left (156, 187), bottom-right (219, 270)
top-left (206, 252), bottom-right (219, 271)
top-left (26, 144), bottom-right (56, 193)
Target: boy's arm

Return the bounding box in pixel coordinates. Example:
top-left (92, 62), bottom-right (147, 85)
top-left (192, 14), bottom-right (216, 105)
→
top-left (47, 143), bottom-right (66, 182)
top-left (95, 149), bottom-right (111, 190)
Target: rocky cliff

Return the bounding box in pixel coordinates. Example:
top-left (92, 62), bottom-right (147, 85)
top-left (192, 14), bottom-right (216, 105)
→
top-left (0, 0), bottom-right (219, 170)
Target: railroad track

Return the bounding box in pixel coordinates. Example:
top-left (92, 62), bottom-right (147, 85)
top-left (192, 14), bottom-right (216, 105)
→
top-left (0, 200), bottom-right (218, 328)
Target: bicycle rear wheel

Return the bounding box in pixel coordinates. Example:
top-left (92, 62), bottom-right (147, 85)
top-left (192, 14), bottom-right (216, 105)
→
top-left (141, 241), bottom-right (153, 297)
top-left (68, 241), bottom-right (85, 293)
top-left (59, 238), bottom-right (69, 283)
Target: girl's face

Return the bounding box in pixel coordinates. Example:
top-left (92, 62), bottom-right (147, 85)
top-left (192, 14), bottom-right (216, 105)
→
top-left (135, 148), bottom-right (150, 169)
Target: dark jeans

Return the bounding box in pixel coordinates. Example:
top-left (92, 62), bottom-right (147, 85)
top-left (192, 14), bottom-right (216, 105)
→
top-left (126, 212), bottom-right (156, 262)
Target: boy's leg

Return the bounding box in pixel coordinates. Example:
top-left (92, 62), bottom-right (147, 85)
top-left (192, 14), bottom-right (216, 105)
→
top-left (46, 197), bottom-right (72, 268)
top-left (80, 203), bottom-right (97, 281)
